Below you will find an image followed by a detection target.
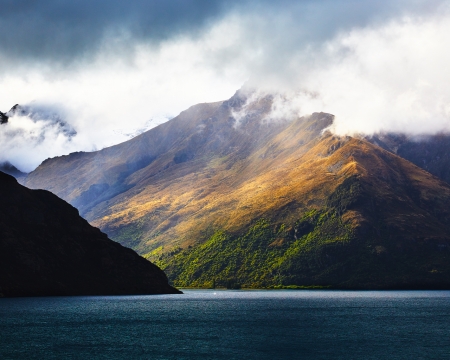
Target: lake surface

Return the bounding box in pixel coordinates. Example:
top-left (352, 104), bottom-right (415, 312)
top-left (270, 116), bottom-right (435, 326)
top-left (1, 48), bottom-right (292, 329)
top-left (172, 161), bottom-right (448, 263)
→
top-left (1, 290), bottom-right (450, 359)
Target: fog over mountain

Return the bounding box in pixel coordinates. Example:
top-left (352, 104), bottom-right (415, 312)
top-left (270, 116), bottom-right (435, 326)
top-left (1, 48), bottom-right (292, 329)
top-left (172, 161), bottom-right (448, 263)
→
top-left (0, 0), bottom-right (449, 171)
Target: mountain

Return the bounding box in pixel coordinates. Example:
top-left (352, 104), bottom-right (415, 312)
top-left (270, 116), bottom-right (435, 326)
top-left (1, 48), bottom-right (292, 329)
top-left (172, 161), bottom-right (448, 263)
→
top-left (24, 91), bottom-right (332, 250)
top-left (24, 90), bottom-right (450, 289)
top-left (0, 162), bottom-right (27, 179)
top-left (7, 104), bottom-right (26, 117)
top-left (0, 111), bottom-right (7, 124)
top-left (0, 104), bottom-right (77, 178)
top-left (0, 171), bottom-right (180, 297)
top-left (366, 133), bottom-right (450, 185)
top-left (1, 104), bottom-right (26, 124)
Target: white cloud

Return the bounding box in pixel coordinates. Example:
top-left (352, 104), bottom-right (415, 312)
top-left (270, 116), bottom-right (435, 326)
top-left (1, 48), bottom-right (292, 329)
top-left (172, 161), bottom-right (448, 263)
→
top-left (0, 111), bottom-right (76, 171)
top-left (239, 8), bottom-right (450, 136)
top-left (0, 22), bottom-right (247, 172)
top-left (312, 13), bottom-right (450, 135)
top-left (1, 2), bottom-right (450, 172)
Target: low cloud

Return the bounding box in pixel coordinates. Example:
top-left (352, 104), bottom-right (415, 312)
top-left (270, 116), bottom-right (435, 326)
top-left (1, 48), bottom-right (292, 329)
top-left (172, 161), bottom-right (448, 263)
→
top-left (0, 104), bottom-right (77, 171)
top-left (0, 28), bottom-right (246, 171)
top-left (231, 3), bottom-right (450, 136)
top-left (1, 1), bottom-right (449, 171)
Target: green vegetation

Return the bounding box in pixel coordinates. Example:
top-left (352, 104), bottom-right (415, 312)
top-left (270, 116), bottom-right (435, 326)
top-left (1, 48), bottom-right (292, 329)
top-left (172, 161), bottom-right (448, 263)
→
top-left (112, 221), bottom-right (145, 250)
top-left (158, 210), bottom-right (354, 288)
top-left (156, 173), bottom-right (450, 289)
top-left (136, 172), bottom-right (450, 289)
top-left (156, 175), bottom-right (364, 288)
top-left (157, 203), bottom-right (355, 288)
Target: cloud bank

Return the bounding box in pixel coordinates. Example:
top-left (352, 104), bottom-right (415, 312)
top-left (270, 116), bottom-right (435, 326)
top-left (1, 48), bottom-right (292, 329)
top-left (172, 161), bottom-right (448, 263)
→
top-left (0, 0), bottom-right (449, 171)
top-left (0, 104), bottom-right (76, 171)
top-left (242, 6), bottom-right (450, 136)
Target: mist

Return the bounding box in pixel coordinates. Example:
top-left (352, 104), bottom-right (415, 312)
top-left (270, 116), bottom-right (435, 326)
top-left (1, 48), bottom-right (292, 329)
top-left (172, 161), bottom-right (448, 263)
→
top-left (1, 0), bottom-right (449, 171)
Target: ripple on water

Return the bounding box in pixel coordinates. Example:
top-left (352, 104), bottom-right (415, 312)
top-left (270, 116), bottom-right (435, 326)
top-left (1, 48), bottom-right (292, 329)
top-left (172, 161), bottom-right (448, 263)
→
top-left (1, 290), bottom-right (450, 359)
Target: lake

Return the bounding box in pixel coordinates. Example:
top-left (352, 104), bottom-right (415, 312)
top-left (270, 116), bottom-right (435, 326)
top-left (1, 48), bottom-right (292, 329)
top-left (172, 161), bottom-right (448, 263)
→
top-left (1, 290), bottom-right (450, 359)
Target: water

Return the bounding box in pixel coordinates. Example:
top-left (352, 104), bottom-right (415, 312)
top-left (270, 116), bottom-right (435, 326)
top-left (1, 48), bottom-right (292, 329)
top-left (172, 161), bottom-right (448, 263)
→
top-left (1, 290), bottom-right (450, 359)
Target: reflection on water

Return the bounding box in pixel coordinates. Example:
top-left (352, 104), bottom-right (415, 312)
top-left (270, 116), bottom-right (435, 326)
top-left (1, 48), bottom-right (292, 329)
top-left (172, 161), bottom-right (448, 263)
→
top-left (1, 290), bottom-right (450, 359)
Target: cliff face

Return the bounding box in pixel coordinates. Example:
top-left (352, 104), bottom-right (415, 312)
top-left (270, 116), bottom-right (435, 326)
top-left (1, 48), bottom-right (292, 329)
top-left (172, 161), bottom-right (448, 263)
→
top-left (0, 171), bottom-right (181, 297)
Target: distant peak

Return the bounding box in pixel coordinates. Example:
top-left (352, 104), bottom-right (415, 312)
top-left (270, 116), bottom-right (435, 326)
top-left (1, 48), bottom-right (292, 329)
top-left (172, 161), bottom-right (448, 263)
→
top-left (7, 104), bottom-right (26, 117)
top-left (0, 111), bottom-right (8, 124)
top-left (0, 161), bottom-right (27, 179)
top-left (1, 104), bottom-right (24, 124)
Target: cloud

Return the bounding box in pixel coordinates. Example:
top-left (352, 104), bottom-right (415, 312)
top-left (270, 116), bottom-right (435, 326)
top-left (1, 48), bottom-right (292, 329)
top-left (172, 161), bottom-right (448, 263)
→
top-left (0, 104), bottom-right (76, 171)
top-left (1, 0), bottom-right (449, 171)
top-left (0, 0), bottom-right (235, 69)
top-left (0, 23), bottom-right (247, 171)
top-left (240, 5), bottom-right (450, 136)
top-left (0, 0), bottom-right (438, 70)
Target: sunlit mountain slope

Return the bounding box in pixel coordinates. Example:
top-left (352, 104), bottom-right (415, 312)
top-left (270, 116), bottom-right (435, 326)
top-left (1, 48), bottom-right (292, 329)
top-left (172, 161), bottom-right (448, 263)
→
top-left (24, 90), bottom-right (450, 288)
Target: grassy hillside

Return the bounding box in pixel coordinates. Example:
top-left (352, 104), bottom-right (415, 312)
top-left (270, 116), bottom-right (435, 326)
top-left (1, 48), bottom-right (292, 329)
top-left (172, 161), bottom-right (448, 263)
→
top-left (157, 139), bottom-right (450, 289)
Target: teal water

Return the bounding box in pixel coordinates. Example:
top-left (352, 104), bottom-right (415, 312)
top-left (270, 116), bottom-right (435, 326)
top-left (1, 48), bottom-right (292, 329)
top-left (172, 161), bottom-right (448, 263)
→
top-left (1, 290), bottom-right (450, 359)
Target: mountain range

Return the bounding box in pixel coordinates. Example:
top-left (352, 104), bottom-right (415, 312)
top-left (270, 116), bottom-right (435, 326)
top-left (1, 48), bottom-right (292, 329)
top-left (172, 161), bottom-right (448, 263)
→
top-left (21, 89), bottom-right (450, 289)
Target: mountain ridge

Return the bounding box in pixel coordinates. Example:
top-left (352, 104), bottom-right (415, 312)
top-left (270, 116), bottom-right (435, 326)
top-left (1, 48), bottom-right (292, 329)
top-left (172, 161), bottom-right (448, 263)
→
top-left (0, 161), bottom-right (27, 179)
top-left (22, 90), bottom-right (450, 289)
top-left (365, 132), bottom-right (450, 185)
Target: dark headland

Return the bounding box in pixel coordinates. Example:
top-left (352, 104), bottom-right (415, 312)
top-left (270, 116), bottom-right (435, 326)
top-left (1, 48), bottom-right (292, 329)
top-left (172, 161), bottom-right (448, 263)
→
top-left (0, 171), bottom-right (181, 297)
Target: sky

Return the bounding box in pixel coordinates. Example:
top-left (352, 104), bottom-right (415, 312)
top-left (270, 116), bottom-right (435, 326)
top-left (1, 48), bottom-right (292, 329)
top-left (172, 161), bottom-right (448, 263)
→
top-left (0, 0), bottom-right (449, 171)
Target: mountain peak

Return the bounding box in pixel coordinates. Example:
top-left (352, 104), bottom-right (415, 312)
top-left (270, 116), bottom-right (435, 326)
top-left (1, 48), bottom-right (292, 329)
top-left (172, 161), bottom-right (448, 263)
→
top-left (6, 104), bottom-right (24, 117)
top-left (0, 104), bottom-right (25, 124)
top-left (0, 111), bottom-right (8, 124)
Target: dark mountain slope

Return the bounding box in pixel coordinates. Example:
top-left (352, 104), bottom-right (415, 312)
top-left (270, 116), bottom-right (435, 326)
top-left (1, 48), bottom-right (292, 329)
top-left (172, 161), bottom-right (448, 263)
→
top-left (0, 171), bottom-right (180, 297)
top-left (0, 162), bottom-right (27, 179)
top-left (366, 133), bottom-right (450, 185)
top-left (0, 111), bottom-right (7, 124)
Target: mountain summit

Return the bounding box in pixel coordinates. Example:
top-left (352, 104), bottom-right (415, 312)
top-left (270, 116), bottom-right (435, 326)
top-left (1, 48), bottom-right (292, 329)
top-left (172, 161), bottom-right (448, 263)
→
top-left (24, 90), bottom-right (450, 289)
top-left (0, 104), bottom-right (23, 124)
